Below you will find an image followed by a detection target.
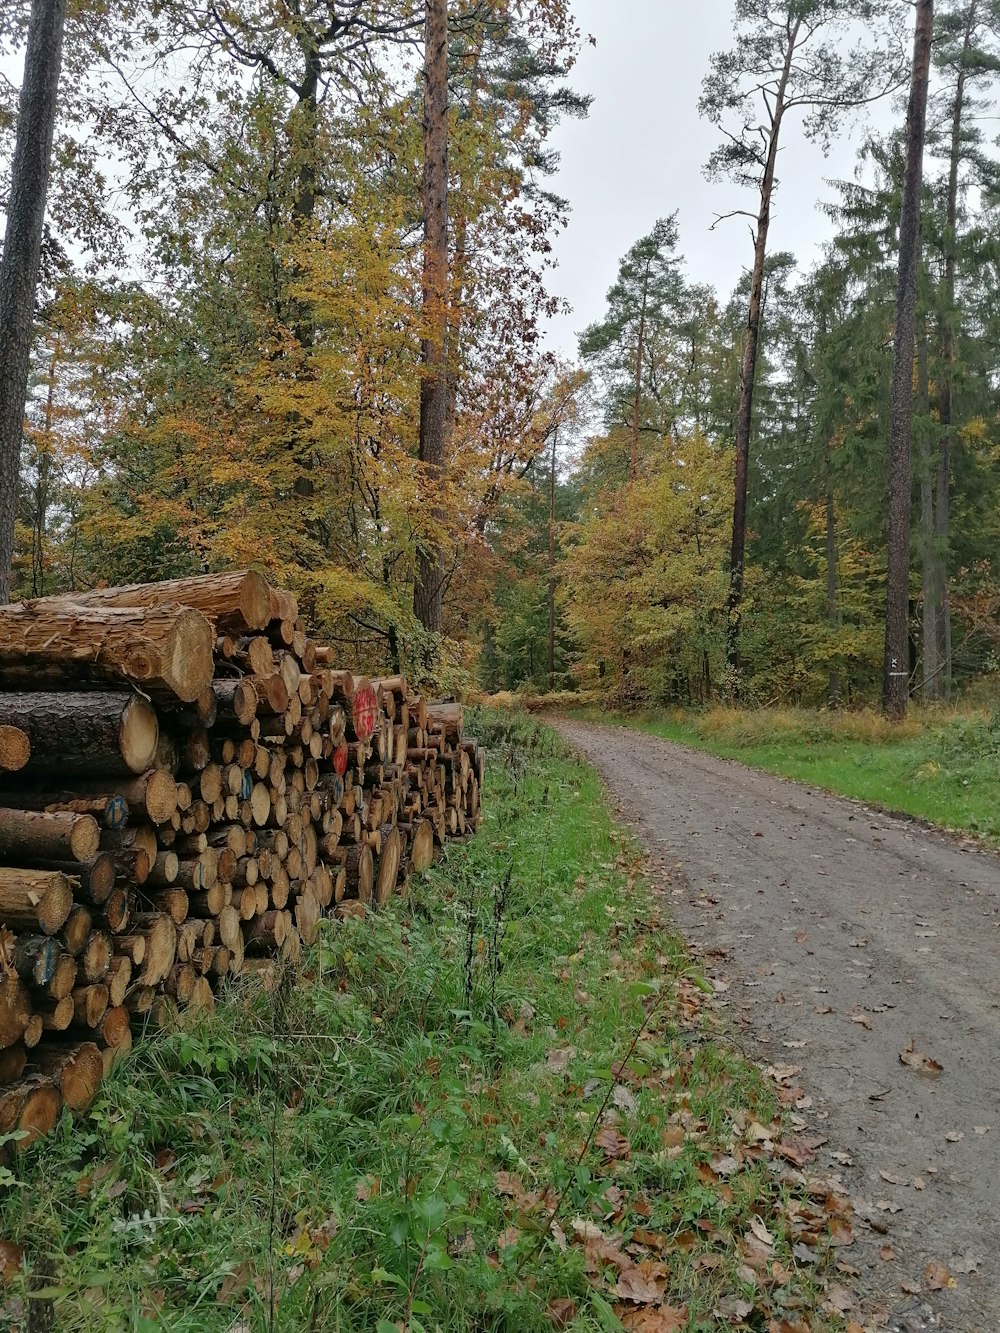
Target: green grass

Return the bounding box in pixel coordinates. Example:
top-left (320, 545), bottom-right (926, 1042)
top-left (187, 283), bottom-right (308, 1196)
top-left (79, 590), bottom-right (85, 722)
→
top-left (1, 713), bottom-right (852, 1332)
top-left (569, 704), bottom-right (1000, 842)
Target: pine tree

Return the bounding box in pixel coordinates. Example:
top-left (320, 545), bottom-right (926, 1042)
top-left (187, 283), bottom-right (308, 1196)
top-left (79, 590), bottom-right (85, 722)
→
top-left (700, 0), bottom-right (907, 677)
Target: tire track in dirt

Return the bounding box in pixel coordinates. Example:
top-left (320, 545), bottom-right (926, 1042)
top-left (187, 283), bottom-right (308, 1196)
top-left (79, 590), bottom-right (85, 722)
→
top-left (556, 720), bottom-right (1000, 1333)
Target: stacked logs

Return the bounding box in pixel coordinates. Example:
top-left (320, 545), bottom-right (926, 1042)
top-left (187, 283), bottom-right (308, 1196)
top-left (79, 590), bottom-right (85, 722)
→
top-left (0, 571), bottom-right (484, 1149)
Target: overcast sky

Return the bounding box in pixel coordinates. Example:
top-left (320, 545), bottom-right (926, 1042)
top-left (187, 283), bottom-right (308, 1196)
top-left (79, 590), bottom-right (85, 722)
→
top-left (543, 0), bottom-right (900, 360)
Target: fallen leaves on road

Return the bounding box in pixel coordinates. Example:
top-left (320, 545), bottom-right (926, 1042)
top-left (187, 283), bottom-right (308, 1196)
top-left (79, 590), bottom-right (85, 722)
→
top-left (899, 1041), bottom-right (943, 1078)
top-left (924, 1261), bottom-right (956, 1291)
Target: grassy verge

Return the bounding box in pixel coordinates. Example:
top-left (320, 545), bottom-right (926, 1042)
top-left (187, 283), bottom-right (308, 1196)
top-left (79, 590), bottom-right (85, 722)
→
top-left (2, 713), bottom-right (857, 1332)
top-left (568, 704), bottom-right (1000, 843)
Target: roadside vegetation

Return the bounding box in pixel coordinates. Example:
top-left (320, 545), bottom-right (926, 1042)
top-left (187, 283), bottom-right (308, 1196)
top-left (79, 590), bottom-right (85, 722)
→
top-left (2, 714), bottom-right (858, 1333)
top-left (564, 703), bottom-right (1000, 844)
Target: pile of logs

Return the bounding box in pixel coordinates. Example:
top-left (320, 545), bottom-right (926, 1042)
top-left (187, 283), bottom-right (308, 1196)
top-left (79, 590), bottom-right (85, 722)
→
top-left (0, 571), bottom-right (484, 1149)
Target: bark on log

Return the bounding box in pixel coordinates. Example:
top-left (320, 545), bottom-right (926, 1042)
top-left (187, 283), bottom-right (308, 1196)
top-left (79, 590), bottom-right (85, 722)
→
top-left (11, 934), bottom-right (59, 987)
top-left (0, 974), bottom-right (30, 1049)
top-left (30, 852), bottom-right (115, 906)
top-left (0, 867), bottom-right (74, 933)
top-left (0, 1042), bottom-right (26, 1083)
top-left (38, 569), bottom-right (271, 634)
top-left (0, 692), bottom-right (158, 777)
top-left (0, 808), bottom-right (99, 862)
top-left (0, 603), bottom-right (214, 702)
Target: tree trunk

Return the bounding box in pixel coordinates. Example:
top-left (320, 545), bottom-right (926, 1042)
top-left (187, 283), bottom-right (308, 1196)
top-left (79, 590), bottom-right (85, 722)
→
top-left (917, 320), bottom-right (941, 700)
top-left (413, 0), bottom-right (449, 634)
top-left (726, 19), bottom-right (799, 674)
top-left (883, 0), bottom-right (933, 720)
top-left (0, 0), bottom-right (67, 605)
top-left (935, 3), bottom-right (974, 701)
top-left (548, 426), bottom-right (557, 686)
top-left (824, 437), bottom-right (840, 707)
top-left (630, 268), bottom-right (649, 484)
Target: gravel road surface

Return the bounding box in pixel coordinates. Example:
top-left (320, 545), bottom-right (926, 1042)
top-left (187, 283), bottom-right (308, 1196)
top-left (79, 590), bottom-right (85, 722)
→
top-left (556, 720), bottom-right (1000, 1333)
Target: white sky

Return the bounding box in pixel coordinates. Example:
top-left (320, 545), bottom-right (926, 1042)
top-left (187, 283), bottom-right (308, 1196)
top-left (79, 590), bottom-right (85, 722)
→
top-left (543, 0), bottom-right (900, 359)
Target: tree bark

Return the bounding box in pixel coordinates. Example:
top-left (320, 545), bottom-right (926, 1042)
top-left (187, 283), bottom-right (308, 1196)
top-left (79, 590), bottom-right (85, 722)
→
top-left (0, 603), bottom-right (214, 702)
top-left (917, 319), bottom-right (941, 700)
top-left (548, 426), bottom-right (557, 686)
top-left (41, 569), bottom-right (272, 633)
top-left (726, 19), bottom-right (799, 674)
top-left (413, 0), bottom-right (449, 634)
top-left (0, 0), bottom-right (67, 605)
top-left (0, 692), bottom-right (158, 778)
top-left (824, 436), bottom-right (840, 707)
top-left (935, 2), bottom-right (974, 701)
top-left (630, 268), bottom-right (649, 484)
top-left (884, 0), bottom-right (933, 719)
top-left (0, 809), bottom-right (99, 863)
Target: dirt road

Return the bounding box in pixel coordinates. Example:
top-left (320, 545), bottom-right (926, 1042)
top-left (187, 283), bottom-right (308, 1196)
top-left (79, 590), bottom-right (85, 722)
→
top-left (556, 720), bottom-right (1000, 1332)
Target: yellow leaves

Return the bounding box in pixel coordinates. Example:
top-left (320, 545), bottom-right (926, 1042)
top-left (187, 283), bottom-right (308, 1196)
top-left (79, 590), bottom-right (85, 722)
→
top-left (563, 431), bottom-right (732, 690)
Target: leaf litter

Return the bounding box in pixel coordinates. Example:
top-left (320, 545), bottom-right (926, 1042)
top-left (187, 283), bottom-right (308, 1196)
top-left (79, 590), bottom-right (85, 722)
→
top-left (493, 917), bottom-right (866, 1332)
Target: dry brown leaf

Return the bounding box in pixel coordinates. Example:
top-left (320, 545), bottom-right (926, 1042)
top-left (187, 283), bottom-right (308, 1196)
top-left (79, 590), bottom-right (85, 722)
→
top-left (496, 1226), bottom-right (521, 1250)
top-left (823, 1284), bottom-right (855, 1313)
top-left (354, 1175), bottom-right (381, 1202)
top-left (925, 1261), bottom-right (956, 1291)
top-left (899, 1040), bottom-right (943, 1078)
top-left (0, 1241), bottom-right (23, 1287)
top-left (850, 1011), bottom-right (873, 1030)
top-left (545, 1046), bottom-right (575, 1074)
top-left (615, 1265), bottom-right (664, 1304)
top-left (661, 1124), bottom-right (685, 1149)
top-left (595, 1126), bottom-right (632, 1161)
top-left (748, 1216), bottom-right (775, 1247)
top-left (547, 1297), bottom-right (577, 1329)
top-left (620, 1306), bottom-right (687, 1332)
top-left (944, 1130), bottom-right (965, 1143)
top-left (879, 1245), bottom-right (899, 1262)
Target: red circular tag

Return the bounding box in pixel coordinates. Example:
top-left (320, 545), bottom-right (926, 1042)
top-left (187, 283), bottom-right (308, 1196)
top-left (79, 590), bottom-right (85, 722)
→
top-left (352, 683), bottom-right (379, 741)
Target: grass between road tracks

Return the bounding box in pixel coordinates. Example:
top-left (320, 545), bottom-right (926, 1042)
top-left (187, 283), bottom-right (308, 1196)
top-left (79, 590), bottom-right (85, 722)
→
top-left (1, 713), bottom-right (859, 1333)
top-left (569, 704), bottom-right (1000, 844)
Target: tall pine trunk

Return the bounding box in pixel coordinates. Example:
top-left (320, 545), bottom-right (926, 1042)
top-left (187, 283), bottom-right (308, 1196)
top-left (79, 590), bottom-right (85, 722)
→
top-left (629, 263), bottom-right (650, 484)
top-left (935, 2), bottom-right (975, 699)
top-left (918, 318), bottom-right (941, 700)
top-left (548, 427), bottom-right (557, 687)
top-left (883, 0), bottom-right (933, 720)
top-left (824, 437), bottom-right (840, 707)
top-left (725, 19), bottom-right (799, 674)
top-left (0, 0), bottom-right (67, 605)
top-left (414, 0), bottom-right (449, 634)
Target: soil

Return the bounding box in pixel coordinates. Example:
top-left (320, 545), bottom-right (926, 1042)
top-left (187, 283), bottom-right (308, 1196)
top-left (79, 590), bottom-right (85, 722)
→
top-left (556, 720), bottom-right (1000, 1333)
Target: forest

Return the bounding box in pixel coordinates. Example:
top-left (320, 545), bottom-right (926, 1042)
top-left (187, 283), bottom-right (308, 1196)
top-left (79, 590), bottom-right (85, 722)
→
top-left (1, 0), bottom-right (996, 723)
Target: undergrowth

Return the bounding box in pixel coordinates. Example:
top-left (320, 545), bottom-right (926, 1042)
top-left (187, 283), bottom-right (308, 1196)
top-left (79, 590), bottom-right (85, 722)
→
top-left (1, 712), bottom-right (854, 1332)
